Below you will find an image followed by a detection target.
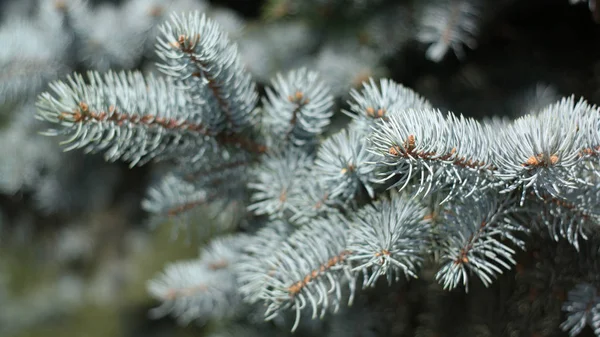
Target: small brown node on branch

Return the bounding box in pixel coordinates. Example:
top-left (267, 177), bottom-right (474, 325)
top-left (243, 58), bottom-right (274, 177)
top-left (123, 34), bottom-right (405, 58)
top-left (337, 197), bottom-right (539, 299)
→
top-left (279, 189), bottom-right (287, 202)
top-left (581, 148), bottom-right (595, 156)
top-left (525, 155), bottom-right (540, 166)
top-left (178, 34), bottom-right (187, 46)
top-left (58, 112), bottom-right (72, 121)
top-left (340, 164), bottom-right (355, 174)
top-left (388, 145), bottom-right (402, 156)
top-left (388, 135), bottom-right (416, 157)
top-left (288, 281), bottom-right (304, 296)
top-left (454, 249), bottom-right (469, 265)
top-left (286, 250), bottom-right (352, 296)
top-left (78, 102), bottom-right (89, 113)
top-left (288, 91), bottom-right (309, 105)
top-left (375, 249), bottom-right (390, 264)
top-left (140, 115), bottom-right (154, 124)
top-left (208, 260), bottom-right (229, 270)
top-left (581, 146), bottom-right (600, 157)
top-left (403, 135), bottom-right (416, 153)
top-left (374, 250), bottom-right (390, 257)
top-left (440, 147), bottom-right (457, 161)
top-left (523, 153), bottom-right (559, 167)
top-left (170, 34), bottom-right (189, 49)
top-left (365, 106), bottom-right (386, 118)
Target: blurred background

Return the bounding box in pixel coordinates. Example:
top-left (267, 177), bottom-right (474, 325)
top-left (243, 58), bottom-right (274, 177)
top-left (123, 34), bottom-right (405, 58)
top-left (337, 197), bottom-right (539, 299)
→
top-left (0, 0), bottom-right (599, 336)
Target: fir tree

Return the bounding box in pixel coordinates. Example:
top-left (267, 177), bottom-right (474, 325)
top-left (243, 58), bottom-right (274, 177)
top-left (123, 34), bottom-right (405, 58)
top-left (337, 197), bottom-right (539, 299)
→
top-left (33, 6), bottom-right (600, 336)
top-left (0, 0), bottom-right (599, 336)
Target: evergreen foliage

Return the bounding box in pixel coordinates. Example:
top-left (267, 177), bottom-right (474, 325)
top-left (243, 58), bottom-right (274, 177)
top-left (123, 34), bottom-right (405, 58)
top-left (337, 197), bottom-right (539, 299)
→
top-left (1, 0), bottom-right (599, 336)
top-left (34, 7), bottom-right (600, 334)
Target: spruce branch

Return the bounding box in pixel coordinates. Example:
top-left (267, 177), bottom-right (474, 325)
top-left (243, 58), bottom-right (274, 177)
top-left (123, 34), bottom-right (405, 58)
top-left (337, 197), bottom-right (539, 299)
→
top-left (262, 68), bottom-right (334, 148)
top-left (313, 126), bottom-right (377, 202)
top-left (283, 177), bottom-right (343, 225)
top-left (142, 171), bottom-right (247, 239)
top-left (345, 78), bottom-right (432, 135)
top-left (346, 193), bottom-right (430, 288)
top-left (36, 71), bottom-right (212, 167)
top-left (156, 11), bottom-right (259, 134)
top-left (235, 219), bottom-right (292, 303)
top-left (148, 260), bottom-right (234, 325)
top-left (369, 107), bottom-right (494, 199)
top-left (142, 173), bottom-right (214, 234)
top-left (255, 214), bottom-right (355, 332)
top-left (435, 193), bottom-right (527, 292)
top-left (26, 4), bottom-right (600, 334)
top-left (416, 0), bottom-right (482, 62)
top-left (148, 235), bottom-right (248, 324)
top-left (561, 283), bottom-right (600, 337)
top-left (247, 148), bottom-right (313, 219)
top-left (534, 168), bottom-right (600, 251)
top-left (492, 96), bottom-right (599, 204)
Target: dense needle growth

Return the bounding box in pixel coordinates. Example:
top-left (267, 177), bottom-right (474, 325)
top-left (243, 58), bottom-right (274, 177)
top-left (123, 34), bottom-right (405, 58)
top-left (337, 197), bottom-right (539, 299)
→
top-left (1, 0), bottom-right (597, 335)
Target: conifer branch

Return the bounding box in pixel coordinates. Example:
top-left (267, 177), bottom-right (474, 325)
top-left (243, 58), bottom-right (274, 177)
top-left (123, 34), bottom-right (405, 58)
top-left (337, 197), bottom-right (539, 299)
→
top-left (262, 68), bottom-right (334, 148)
top-left (561, 283), bottom-right (600, 336)
top-left (36, 71), bottom-right (211, 167)
top-left (26, 5), bottom-right (600, 334)
top-left (256, 215), bottom-right (355, 332)
top-left (156, 11), bottom-right (258, 134)
top-left (435, 194), bottom-right (527, 292)
top-left (148, 235), bottom-right (249, 324)
top-left (346, 193), bottom-right (430, 287)
top-left (416, 0), bottom-right (482, 61)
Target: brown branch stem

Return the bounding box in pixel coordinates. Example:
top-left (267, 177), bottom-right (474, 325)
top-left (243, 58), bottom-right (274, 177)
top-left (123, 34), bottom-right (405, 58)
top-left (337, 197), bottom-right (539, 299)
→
top-left (287, 250), bottom-right (352, 297)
